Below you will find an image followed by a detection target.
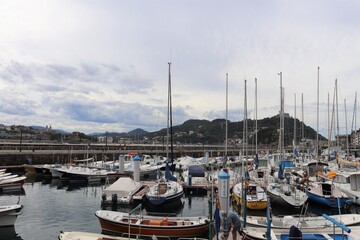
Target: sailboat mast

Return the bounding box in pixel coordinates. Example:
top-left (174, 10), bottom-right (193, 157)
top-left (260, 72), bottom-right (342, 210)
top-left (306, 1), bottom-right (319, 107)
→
top-left (316, 67), bottom-right (320, 159)
top-left (335, 79), bottom-right (340, 148)
top-left (345, 99), bottom-right (349, 158)
top-left (301, 93), bottom-right (304, 159)
top-left (168, 62), bottom-right (174, 163)
top-left (278, 72), bottom-right (284, 160)
top-left (328, 92), bottom-right (331, 161)
top-left (225, 73), bottom-right (228, 157)
top-left (242, 79), bottom-right (247, 178)
top-left (294, 94), bottom-right (297, 156)
top-left (255, 78), bottom-right (258, 155)
top-left (166, 63), bottom-right (171, 159)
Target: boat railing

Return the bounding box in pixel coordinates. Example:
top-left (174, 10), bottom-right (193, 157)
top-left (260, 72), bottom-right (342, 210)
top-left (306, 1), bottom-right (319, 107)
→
top-left (178, 238), bottom-right (208, 240)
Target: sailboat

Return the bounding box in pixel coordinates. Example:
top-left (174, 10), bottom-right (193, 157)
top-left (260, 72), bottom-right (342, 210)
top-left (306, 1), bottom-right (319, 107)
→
top-left (232, 79), bottom-right (268, 210)
top-left (145, 62), bottom-right (183, 208)
top-left (266, 72), bottom-right (308, 209)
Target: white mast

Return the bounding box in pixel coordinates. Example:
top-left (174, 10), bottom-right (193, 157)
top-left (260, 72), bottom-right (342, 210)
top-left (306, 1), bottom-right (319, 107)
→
top-left (225, 73), bottom-right (228, 157)
top-left (345, 99), bottom-right (349, 159)
top-left (278, 72), bottom-right (284, 160)
top-left (336, 79), bottom-right (340, 148)
top-left (301, 93), bottom-right (304, 159)
top-left (166, 62), bottom-right (171, 159)
top-left (316, 66), bottom-right (320, 160)
top-left (242, 79), bottom-right (248, 177)
top-left (255, 78), bottom-right (258, 155)
top-left (294, 93), bottom-right (297, 155)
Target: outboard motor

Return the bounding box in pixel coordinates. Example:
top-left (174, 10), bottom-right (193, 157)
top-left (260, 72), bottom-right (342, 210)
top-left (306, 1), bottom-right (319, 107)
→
top-left (289, 225), bottom-right (302, 240)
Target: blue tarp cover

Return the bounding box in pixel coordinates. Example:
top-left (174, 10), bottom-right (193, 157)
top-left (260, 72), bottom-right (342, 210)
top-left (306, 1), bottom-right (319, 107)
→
top-left (188, 165), bottom-right (205, 177)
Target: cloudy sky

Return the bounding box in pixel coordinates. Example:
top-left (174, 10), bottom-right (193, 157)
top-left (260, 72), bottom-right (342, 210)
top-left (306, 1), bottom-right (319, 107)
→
top-left (0, 0), bottom-right (359, 137)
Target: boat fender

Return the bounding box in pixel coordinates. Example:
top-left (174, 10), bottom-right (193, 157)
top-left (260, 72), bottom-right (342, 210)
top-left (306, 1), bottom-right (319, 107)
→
top-left (112, 194), bottom-right (118, 204)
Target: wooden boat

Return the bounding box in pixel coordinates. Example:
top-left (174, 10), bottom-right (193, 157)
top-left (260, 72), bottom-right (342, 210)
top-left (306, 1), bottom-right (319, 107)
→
top-left (306, 182), bottom-right (349, 208)
top-left (0, 205), bottom-right (23, 227)
top-left (58, 231), bottom-right (140, 240)
top-left (245, 213), bottom-right (360, 229)
top-left (95, 210), bottom-right (209, 238)
top-left (232, 181), bottom-right (267, 210)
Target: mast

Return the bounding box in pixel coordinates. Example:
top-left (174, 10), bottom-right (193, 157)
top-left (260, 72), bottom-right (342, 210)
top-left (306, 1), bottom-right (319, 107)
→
top-left (168, 62), bottom-right (174, 165)
top-left (166, 63), bottom-right (170, 159)
top-left (316, 67), bottom-right (320, 159)
top-left (336, 79), bottom-right (340, 148)
top-left (345, 99), bottom-right (349, 159)
top-left (242, 79), bottom-right (248, 176)
top-left (301, 93), bottom-right (304, 159)
top-left (278, 72), bottom-right (284, 160)
top-left (225, 73), bottom-right (228, 157)
top-left (294, 94), bottom-right (297, 157)
top-left (351, 92), bottom-right (357, 152)
top-left (255, 78), bottom-right (258, 155)
top-left (328, 92), bottom-right (331, 161)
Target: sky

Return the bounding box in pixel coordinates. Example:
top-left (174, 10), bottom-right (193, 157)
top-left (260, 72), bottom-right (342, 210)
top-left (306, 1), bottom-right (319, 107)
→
top-left (0, 0), bottom-right (359, 137)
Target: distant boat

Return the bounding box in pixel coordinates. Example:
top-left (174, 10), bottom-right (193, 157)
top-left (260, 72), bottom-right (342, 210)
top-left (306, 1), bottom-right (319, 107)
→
top-left (0, 175), bottom-right (27, 192)
top-left (95, 210), bottom-right (209, 238)
top-left (57, 166), bottom-right (108, 183)
top-left (0, 204), bottom-right (23, 227)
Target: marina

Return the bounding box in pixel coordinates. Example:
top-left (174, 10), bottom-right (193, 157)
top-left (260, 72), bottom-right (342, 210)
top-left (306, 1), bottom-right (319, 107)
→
top-left (1, 158), bottom-right (360, 240)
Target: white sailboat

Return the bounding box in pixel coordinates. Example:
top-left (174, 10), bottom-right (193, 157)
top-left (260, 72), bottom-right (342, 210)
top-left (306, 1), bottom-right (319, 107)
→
top-left (266, 72), bottom-right (308, 209)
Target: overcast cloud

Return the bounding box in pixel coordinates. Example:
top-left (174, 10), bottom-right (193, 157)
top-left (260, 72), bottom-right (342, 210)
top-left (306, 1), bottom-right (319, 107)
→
top-left (0, 0), bottom-right (359, 137)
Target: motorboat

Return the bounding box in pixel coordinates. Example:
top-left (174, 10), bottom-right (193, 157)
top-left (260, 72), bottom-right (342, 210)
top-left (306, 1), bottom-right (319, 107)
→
top-left (58, 231), bottom-right (140, 240)
top-left (145, 179), bottom-right (183, 207)
top-left (245, 213), bottom-right (360, 229)
top-left (0, 205), bottom-right (23, 227)
top-left (101, 177), bottom-right (146, 205)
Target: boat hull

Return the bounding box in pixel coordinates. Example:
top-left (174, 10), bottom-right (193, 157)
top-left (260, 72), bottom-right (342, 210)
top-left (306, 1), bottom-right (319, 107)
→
top-left (146, 190), bottom-right (183, 206)
top-left (0, 205), bottom-right (23, 227)
top-left (95, 211), bottom-right (209, 238)
top-left (306, 191), bottom-right (348, 208)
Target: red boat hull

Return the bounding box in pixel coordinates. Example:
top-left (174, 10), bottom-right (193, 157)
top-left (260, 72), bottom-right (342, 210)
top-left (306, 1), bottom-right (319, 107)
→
top-left (97, 217), bottom-right (209, 238)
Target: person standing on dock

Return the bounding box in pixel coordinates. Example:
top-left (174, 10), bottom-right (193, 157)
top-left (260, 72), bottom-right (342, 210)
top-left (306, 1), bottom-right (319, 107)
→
top-left (221, 211), bottom-right (241, 240)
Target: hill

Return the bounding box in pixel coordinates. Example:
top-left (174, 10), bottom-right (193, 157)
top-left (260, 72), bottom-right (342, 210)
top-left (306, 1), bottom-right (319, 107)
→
top-left (146, 114), bottom-right (325, 146)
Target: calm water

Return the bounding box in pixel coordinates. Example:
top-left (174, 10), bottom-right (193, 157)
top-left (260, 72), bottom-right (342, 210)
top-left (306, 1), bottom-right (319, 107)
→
top-left (0, 174), bottom-right (210, 240)
top-left (1, 173), bottom-right (360, 240)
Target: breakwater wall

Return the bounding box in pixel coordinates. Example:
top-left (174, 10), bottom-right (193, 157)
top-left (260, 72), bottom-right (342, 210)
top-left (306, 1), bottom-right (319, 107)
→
top-left (0, 141), bottom-right (272, 166)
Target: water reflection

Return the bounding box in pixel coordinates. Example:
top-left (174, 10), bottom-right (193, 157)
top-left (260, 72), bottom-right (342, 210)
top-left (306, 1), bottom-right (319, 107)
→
top-left (0, 227), bottom-right (22, 240)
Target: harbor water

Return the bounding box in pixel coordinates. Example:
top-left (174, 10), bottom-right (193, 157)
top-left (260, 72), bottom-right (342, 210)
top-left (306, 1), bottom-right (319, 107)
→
top-left (1, 172), bottom-right (360, 240)
top-left (0, 174), bottom-right (211, 240)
